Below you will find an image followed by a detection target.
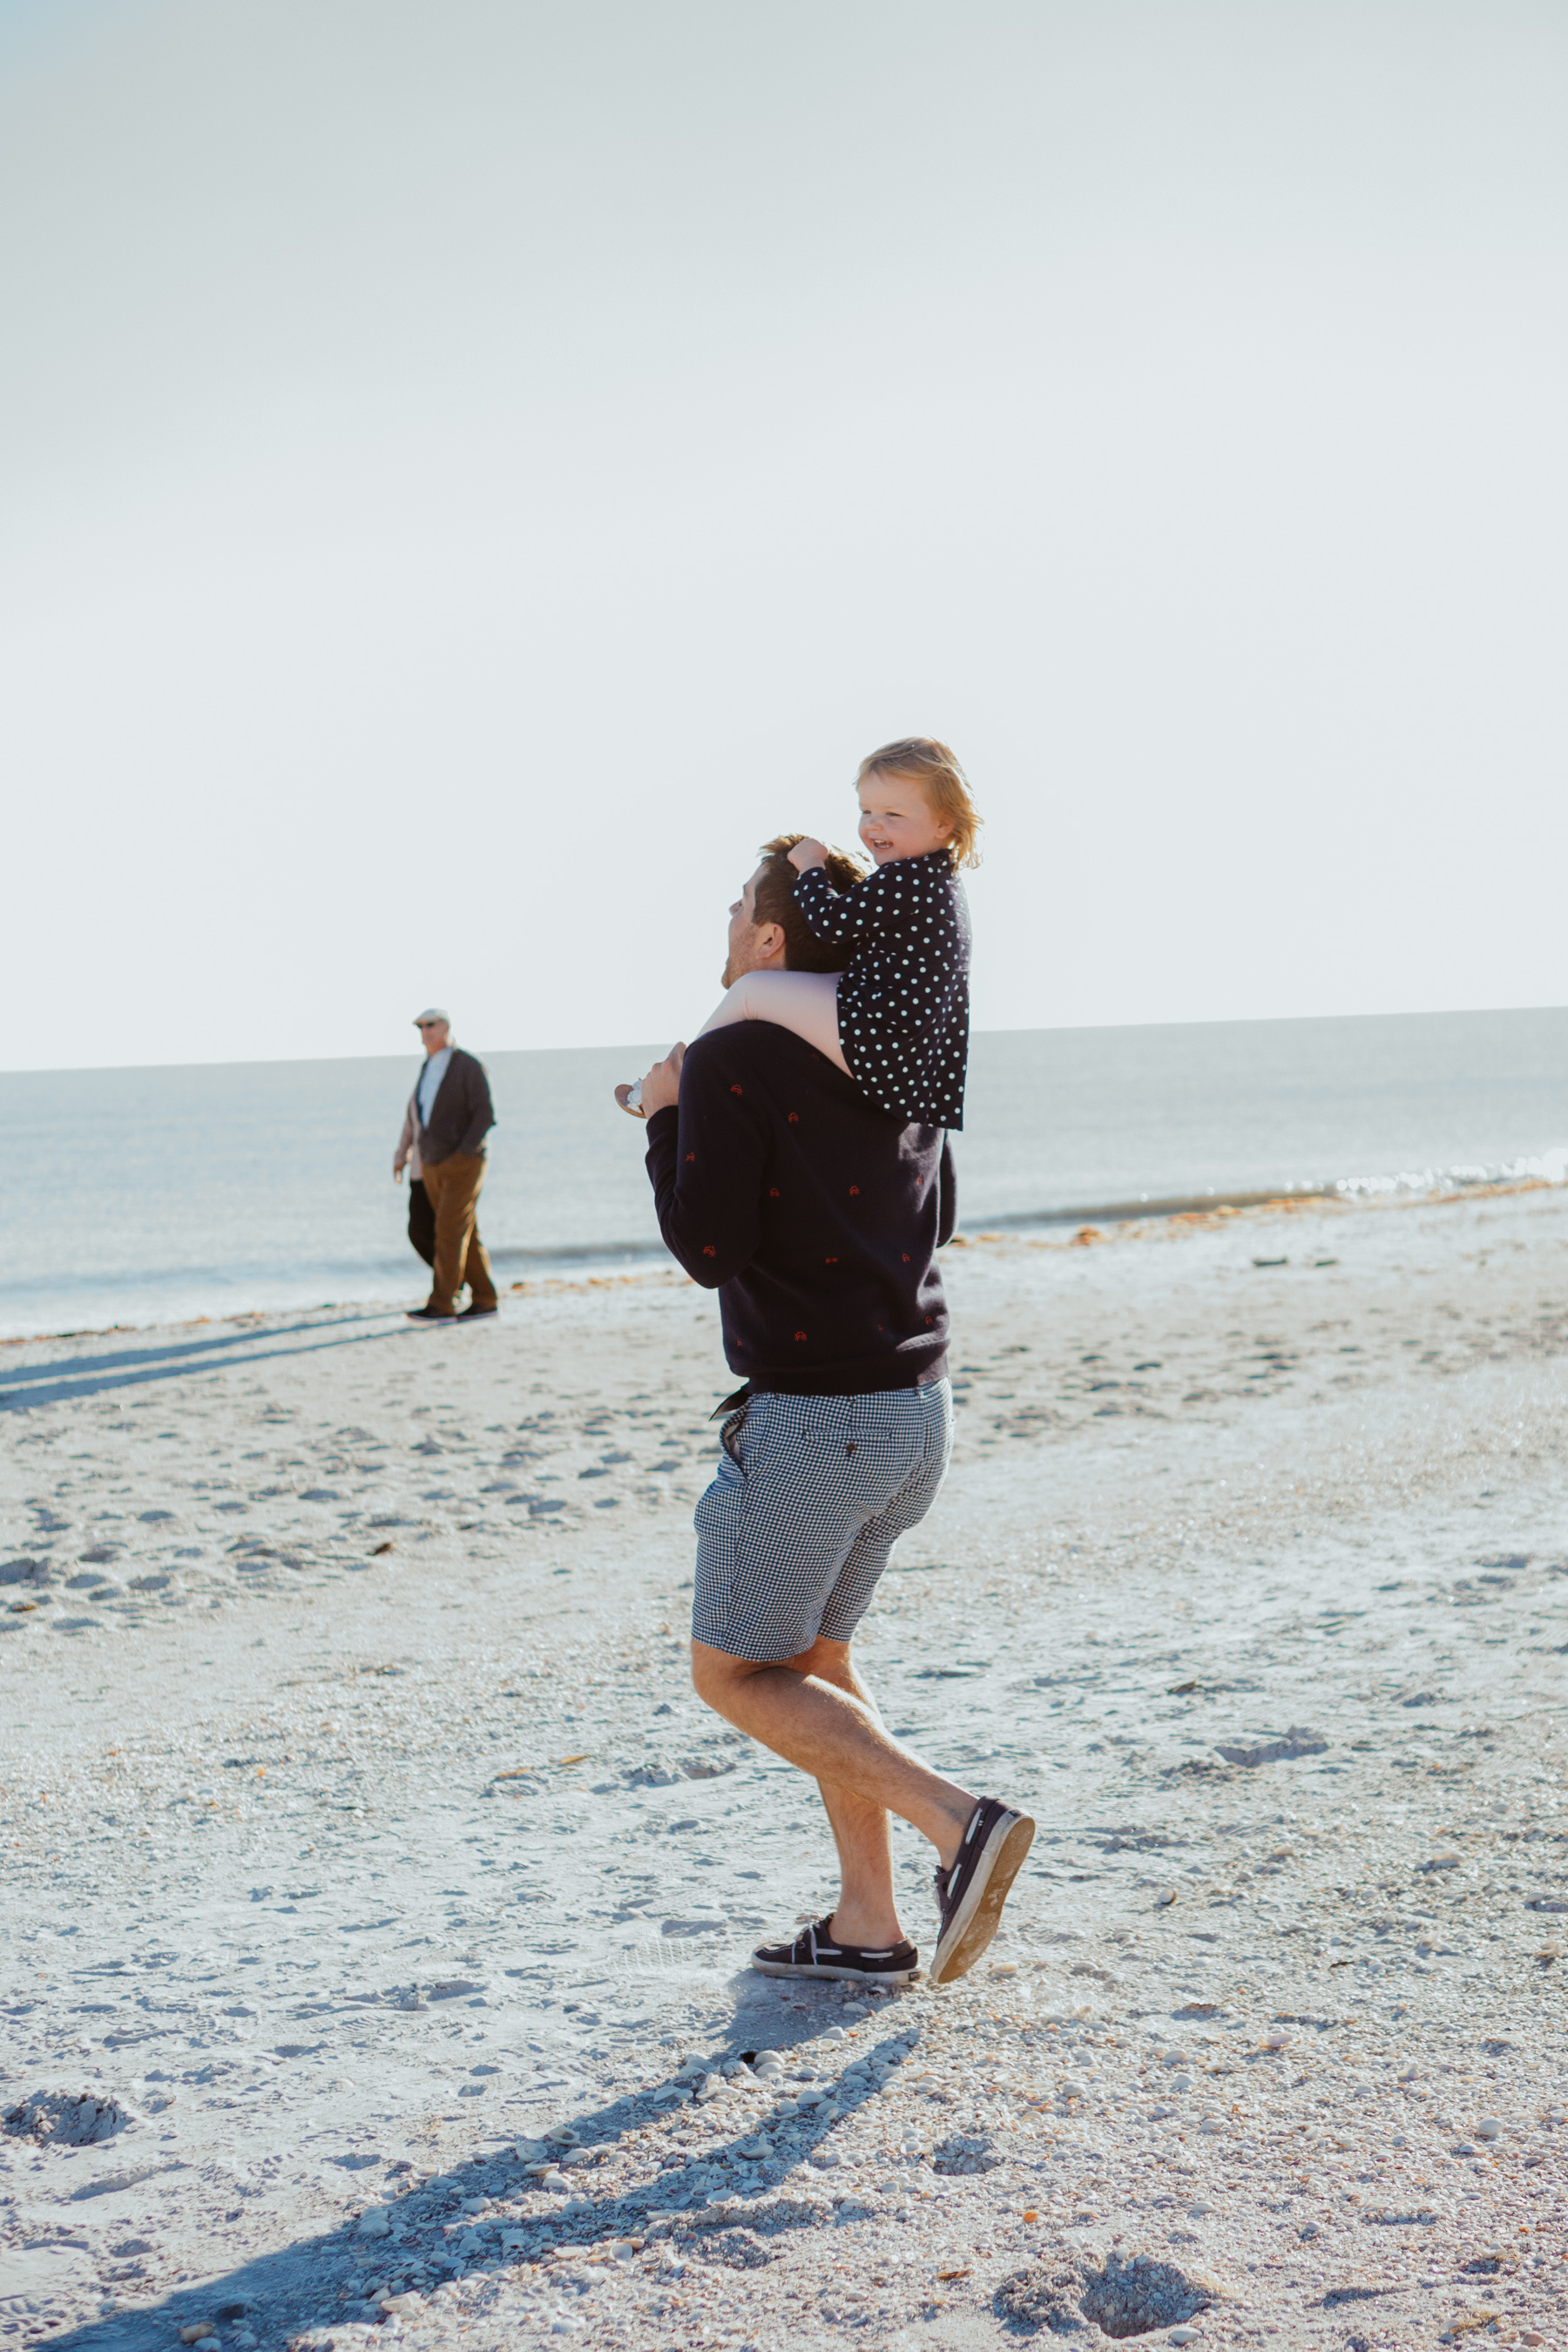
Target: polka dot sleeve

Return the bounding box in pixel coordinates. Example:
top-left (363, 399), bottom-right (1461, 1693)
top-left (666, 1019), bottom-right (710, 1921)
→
top-left (793, 859), bottom-right (911, 946)
top-left (792, 848), bottom-right (973, 1132)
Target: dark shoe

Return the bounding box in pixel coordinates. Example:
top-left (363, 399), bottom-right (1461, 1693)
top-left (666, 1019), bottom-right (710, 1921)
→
top-left (930, 1798), bottom-right (1035, 1985)
top-left (751, 1914), bottom-right (920, 1985)
top-left (457, 1303), bottom-right (498, 1320)
top-left (406, 1306), bottom-right (456, 1321)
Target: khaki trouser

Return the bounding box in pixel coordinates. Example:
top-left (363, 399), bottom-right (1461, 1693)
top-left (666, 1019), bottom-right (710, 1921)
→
top-left (419, 1151), bottom-right (497, 1315)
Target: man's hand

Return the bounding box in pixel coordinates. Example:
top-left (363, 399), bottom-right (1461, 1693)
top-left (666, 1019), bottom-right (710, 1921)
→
top-left (787, 836), bottom-right (828, 874)
top-left (639, 1041), bottom-right (686, 1118)
top-left (393, 1159), bottom-right (406, 1184)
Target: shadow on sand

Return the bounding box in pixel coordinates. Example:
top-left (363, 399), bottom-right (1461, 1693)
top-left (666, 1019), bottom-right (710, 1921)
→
top-left (0, 1312), bottom-right (423, 1413)
top-left (42, 2016), bottom-right (918, 2350)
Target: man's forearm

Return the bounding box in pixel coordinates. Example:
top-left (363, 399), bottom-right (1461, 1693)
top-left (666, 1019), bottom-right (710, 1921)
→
top-left (645, 1106), bottom-right (759, 1287)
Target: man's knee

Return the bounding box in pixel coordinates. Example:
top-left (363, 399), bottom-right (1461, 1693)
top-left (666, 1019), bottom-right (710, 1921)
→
top-left (786, 1634), bottom-right (853, 1685)
top-left (691, 1634), bottom-right (854, 1713)
top-left (690, 1639), bottom-right (759, 1709)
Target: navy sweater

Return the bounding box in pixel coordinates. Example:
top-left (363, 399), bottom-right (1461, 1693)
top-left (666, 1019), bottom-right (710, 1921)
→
top-left (645, 1025), bottom-right (955, 1396)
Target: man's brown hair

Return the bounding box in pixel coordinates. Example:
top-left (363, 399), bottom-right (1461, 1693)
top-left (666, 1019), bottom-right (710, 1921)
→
top-left (752, 833), bottom-right (868, 972)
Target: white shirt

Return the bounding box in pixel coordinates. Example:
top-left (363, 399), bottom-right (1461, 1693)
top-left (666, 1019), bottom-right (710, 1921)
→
top-left (416, 1045), bottom-right (454, 1127)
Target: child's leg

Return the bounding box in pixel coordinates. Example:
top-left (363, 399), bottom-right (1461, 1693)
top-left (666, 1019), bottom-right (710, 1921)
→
top-left (695, 970), bottom-right (849, 1076)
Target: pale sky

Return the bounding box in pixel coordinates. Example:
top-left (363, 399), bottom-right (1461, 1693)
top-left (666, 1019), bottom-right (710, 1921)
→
top-left (3, 0), bottom-right (1565, 1072)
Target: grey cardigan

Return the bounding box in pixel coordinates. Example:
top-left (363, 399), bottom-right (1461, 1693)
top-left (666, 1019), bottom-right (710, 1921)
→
top-left (416, 1047), bottom-right (495, 1165)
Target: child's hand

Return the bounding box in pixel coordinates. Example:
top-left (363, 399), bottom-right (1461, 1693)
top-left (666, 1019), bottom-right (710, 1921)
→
top-left (639, 1042), bottom-right (686, 1118)
top-left (787, 836), bottom-right (828, 873)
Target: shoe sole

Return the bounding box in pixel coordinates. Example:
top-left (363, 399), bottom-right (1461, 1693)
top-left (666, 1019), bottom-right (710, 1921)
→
top-left (751, 1956), bottom-right (923, 1985)
top-left (930, 1809), bottom-right (1036, 1985)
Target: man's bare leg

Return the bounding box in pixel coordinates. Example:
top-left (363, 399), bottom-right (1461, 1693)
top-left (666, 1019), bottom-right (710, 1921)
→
top-left (815, 1776), bottom-right (902, 1947)
top-left (690, 1634), bottom-right (977, 1943)
top-left (804, 1646), bottom-right (908, 1948)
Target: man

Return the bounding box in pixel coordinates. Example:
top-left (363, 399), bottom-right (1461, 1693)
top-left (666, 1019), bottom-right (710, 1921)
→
top-left (636, 835), bottom-right (1034, 1988)
top-left (402, 1009), bottom-right (499, 1323)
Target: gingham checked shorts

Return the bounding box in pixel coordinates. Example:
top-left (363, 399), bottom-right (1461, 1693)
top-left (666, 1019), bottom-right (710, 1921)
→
top-left (692, 1379), bottom-right (954, 1662)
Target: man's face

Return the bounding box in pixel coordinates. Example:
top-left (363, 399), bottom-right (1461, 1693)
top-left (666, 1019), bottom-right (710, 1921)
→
top-left (721, 866), bottom-right (783, 990)
top-left (417, 1019), bottom-right (449, 1057)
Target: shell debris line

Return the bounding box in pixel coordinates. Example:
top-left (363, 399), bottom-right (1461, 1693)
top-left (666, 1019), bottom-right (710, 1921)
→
top-left (1, 1186), bottom-right (1567, 2348)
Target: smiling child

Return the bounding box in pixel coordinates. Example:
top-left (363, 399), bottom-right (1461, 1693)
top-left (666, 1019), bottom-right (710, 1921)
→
top-left (702, 736), bottom-right (979, 1128)
top-left (614, 737), bottom-right (981, 1128)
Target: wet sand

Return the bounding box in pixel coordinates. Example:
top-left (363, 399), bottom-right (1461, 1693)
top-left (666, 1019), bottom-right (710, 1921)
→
top-left (2, 1186), bottom-right (1566, 2352)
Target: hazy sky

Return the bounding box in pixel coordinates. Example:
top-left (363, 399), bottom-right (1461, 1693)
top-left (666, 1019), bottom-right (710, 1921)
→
top-left (3, 0), bottom-right (1565, 1071)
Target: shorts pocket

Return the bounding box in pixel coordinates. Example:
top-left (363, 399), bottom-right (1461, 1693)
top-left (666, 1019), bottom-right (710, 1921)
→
top-left (720, 1398), bottom-right (751, 1470)
top-left (693, 1447), bottom-right (744, 1546)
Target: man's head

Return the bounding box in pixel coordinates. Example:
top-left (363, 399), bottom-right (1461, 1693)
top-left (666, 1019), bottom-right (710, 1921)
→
top-left (413, 1007), bottom-right (451, 1056)
top-left (721, 834), bottom-right (867, 990)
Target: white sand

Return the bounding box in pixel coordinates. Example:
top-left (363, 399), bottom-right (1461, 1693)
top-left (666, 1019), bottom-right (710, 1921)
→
top-left (2, 1186), bottom-right (1566, 2352)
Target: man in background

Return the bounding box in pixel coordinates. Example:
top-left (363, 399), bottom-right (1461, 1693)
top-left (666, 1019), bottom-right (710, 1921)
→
top-left (401, 1009), bottom-right (498, 1322)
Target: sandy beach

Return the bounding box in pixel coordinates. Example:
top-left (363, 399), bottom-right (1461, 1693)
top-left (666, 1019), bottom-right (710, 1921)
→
top-left (2, 1185), bottom-right (1565, 2352)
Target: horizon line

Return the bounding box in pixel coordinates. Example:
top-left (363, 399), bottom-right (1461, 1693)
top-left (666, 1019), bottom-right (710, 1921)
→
top-left (3, 997), bottom-right (1568, 1081)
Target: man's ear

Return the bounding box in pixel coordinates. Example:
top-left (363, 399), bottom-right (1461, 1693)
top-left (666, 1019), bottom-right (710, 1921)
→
top-left (753, 921), bottom-right (788, 966)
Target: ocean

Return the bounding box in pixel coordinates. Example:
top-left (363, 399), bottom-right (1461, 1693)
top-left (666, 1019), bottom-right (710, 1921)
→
top-left (2, 1008), bottom-right (1564, 1342)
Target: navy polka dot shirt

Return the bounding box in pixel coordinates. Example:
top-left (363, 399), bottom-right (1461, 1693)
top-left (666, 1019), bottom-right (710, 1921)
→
top-left (793, 848), bottom-right (971, 1130)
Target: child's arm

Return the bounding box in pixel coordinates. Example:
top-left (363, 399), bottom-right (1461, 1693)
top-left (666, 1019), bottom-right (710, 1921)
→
top-left (789, 858), bottom-right (904, 946)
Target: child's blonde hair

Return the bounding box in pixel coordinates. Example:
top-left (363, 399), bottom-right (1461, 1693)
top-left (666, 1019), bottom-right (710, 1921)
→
top-left (857, 737), bottom-right (983, 870)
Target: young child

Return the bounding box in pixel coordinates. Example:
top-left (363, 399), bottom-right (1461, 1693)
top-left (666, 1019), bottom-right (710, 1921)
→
top-left (618, 736), bottom-right (980, 1129)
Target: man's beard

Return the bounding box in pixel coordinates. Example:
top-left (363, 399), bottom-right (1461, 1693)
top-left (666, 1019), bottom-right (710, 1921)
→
top-left (723, 923), bottom-right (765, 993)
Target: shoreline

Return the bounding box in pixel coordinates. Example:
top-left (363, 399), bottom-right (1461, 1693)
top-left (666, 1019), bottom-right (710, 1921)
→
top-left (3, 1173), bottom-right (1561, 1362)
top-left (10, 1003), bottom-right (1566, 1347)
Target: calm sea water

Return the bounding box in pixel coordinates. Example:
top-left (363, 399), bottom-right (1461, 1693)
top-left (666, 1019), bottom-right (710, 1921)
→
top-left (2, 1010), bottom-right (1564, 1340)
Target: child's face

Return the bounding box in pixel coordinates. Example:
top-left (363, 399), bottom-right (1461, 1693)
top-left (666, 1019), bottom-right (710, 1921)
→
top-left (856, 773), bottom-right (954, 866)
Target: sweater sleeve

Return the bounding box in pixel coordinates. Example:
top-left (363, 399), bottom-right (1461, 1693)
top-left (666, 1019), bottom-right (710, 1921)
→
top-left (791, 861), bottom-right (902, 946)
top-left (456, 1055), bottom-right (496, 1155)
top-left (936, 1137), bottom-right (957, 1248)
top-left (644, 1049), bottom-right (767, 1288)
